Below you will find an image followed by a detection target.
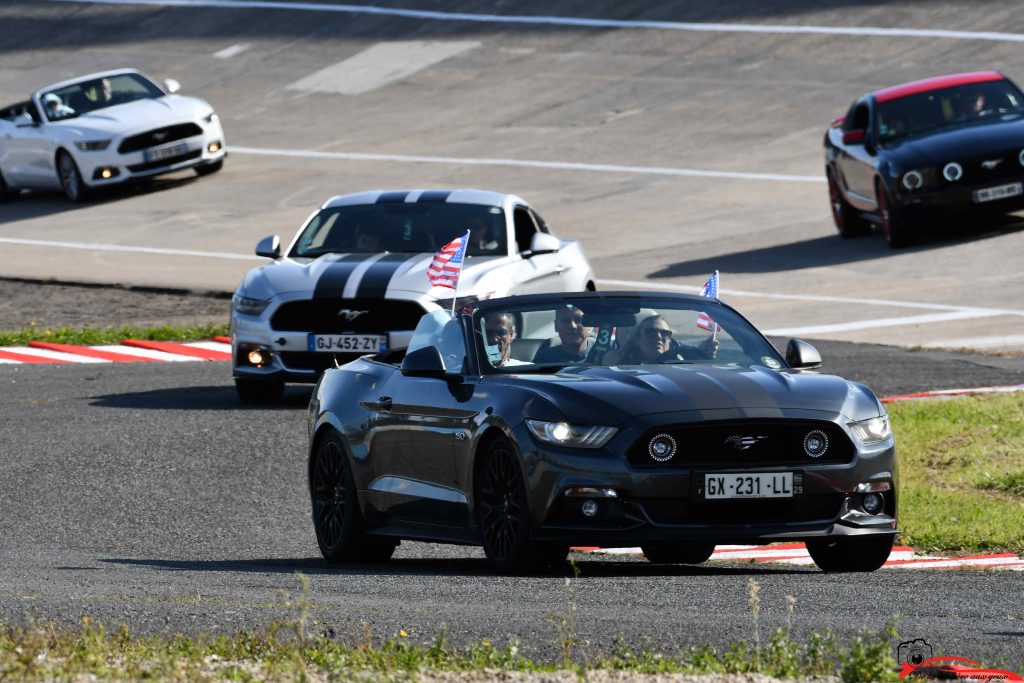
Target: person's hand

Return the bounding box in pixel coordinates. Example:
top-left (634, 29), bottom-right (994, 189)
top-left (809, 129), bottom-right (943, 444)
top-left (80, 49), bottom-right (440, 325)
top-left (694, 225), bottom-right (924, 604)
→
top-left (697, 336), bottom-right (719, 359)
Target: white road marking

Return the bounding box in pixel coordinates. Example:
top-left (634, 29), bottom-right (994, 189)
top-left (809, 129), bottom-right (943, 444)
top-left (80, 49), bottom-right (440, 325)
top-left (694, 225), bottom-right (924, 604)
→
top-left (289, 41), bottom-right (480, 95)
top-left (920, 334), bottom-right (1024, 349)
top-left (183, 341), bottom-right (233, 353)
top-left (213, 43), bottom-right (250, 59)
top-left (45, 0), bottom-right (1024, 44)
top-left (230, 145), bottom-right (824, 184)
top-left (0, 238), bottom-right (264, 261)
top-left (0, 347), bottom-right (108, 363)
top-left (763, 309), bottom-right (1007, 337)
top-left (91, 345), bottom-right (200, 361)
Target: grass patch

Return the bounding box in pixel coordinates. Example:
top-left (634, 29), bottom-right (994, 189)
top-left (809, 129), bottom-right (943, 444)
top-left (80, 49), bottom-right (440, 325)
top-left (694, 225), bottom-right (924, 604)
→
top-left (0, 323), bottom-right (229, 347)
top-left (888, 393), bottom-right (1024, 554)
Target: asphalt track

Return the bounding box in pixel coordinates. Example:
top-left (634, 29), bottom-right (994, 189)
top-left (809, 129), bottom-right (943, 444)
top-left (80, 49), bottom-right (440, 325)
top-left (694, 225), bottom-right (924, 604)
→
top-left (1, 0), bottom-right (1023, 667)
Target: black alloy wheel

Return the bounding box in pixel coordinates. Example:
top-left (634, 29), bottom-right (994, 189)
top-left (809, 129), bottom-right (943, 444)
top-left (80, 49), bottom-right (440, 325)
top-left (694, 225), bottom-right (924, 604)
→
top-left (641, 542), bottom-right (717, 565)
top-left (877, 181), bottom-right (911, 248)
top-left (195, 159), bottom-right (223, 176)
top-left (310, 431), bottom-right (396, 564)
top-left (234, 378), bottom-right (285, 403)
top-left (475, 437), bottom-right (567, 574)
top-left (806, 534), bottom-right (894, 573)
top-left (57, 151), bottom-right (88, 203)
top-left (827, 169), bottom-right (870, 238)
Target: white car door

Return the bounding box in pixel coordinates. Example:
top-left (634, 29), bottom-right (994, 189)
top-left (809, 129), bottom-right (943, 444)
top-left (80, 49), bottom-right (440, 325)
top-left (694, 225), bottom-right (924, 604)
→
top-left (508, 205), bottom-right (566, 295)
top-left (5, 104), bottom-right (59, 189)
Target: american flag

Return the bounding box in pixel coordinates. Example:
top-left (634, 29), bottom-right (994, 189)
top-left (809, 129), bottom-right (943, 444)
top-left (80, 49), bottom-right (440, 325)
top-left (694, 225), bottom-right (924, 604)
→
top-left (427, 231), bottom-right (470, 290)
top-left (696, 270), bottom-right (720, 331)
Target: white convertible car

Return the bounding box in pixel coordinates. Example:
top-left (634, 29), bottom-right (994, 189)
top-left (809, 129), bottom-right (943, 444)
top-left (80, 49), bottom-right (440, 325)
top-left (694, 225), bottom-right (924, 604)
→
top-left (0, 68), bottom-right (226, 202)
top-left (231, 189), bottom-right (596, 401)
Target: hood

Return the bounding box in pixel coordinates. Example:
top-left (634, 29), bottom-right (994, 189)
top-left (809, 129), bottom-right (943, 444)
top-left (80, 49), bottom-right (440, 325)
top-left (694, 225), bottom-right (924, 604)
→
top-left (885, 116), bottom-right (1024, 167)
top-left (51, 95), bottom-right (211, 137)
top-left (495, 364), bottom-right (882, 426)
top-left (240, 252), bottom-right (512, 301)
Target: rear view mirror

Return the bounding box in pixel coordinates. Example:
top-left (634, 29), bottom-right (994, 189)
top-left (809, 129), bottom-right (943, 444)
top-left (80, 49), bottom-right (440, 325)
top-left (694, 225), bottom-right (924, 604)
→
top-left (401, 346), bottom-right (446, 377)
top-left (255, 235), bottom-right (281, 259)
top-left (842, 129), bottom-right (866, 145)
top-left (163, 78), bottom-right (181, 94)
top-left (527, 232), bottom-right (560, 256)
top-left (786, 339), bottom-right (822, 370)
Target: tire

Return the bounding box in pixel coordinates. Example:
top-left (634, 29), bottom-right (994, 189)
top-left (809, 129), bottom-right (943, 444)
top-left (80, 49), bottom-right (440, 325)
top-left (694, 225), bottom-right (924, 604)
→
top-left (195, 159), bottom-right (223, 177)
top-left (641, 542), bottom-right (716, 565)
top-left (234, 378), bottom-right (285, 403)
top-left (57, 151), bottom-right (89, 203)
top-left (877, 181), bottom-right (912, 248)
top-left (475, 436), bottom-right (568, 574)
top-left (827, 169), bottom-right (870, 238)
top-left (0, 169), bottom-right (12, 203)
top-left (806, 534), bottom-right (894, 573)
top-left (310, 431), bottom-right (397, 564)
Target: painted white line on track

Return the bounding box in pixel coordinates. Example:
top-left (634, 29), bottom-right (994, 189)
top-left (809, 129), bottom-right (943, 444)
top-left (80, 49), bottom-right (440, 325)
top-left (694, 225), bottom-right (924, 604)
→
top-left (0, 346), bottom-right (109, 363)
top-left (214, 43), bottom-right (250, 58)
top-left (45, 0), bottom-right (1024, 44)
top-left (184, 341), bottom-right (233, 353)
top-left (91, 345), bottom-right (200, 362)
top-left (0, 238), bottom-right (264, 261)
top-left (763, 309), bottom-right (1007, 337)
top-left (229, 146), bottom-right (824, 184)
top-left (921, 334), bottom-right (1024, 349)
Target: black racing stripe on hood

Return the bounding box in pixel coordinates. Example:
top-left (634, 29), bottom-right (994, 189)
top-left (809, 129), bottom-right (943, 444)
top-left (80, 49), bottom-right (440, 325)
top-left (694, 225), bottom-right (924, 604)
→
top-left (417, 190), bottom-right (452, 203)
top-left (355, 252), bottom-right (424, 299)
top-left (312, 254), bottom-right (369, 300)
top-left (376, 191), bottom-right (409, 203)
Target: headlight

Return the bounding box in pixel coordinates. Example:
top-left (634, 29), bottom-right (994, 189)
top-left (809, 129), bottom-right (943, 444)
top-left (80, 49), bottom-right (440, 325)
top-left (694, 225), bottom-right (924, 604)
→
top-left (848, 416), bottom-right (891, 444)
top-left (942, 162), bottom-right (963, 182)
top-left (203, 111), bottom-right (218, 123)
top-left (901, 170), bottom-right (923, 190)
top-left (525, 420), bottom-right (617, 449)
top-left (74, 139), bottom-right (111, 151)
top-left (232, 294), bottom-right (270, 315)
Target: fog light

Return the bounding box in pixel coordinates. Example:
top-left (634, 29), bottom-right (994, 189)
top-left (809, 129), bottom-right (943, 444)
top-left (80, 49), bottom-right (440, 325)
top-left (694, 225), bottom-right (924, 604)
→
top-left (580, 500), bottom-right (599, 517)
top-left (803, 430), bottom-right (828, 457)
top-left (648, 433), bottom-right (677, 462)
top-left (862, 492), bottom-right (883, 514)
top-left (92, 166), bottom-right (120, 180)
top-left (247, 349), bottom-right (268, 367)
top-left (208, 141), bottom-right (222, 153)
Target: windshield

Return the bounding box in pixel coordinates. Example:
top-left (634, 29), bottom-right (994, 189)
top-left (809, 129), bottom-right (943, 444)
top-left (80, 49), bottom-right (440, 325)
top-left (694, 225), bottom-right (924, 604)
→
top-left (875, 80), bottom-right (1024, 145)
top-left (41, 73), bottom-right (165, 122)
top-left (472, 296), bottom-right (784, 372)
top-left (289, 202), bottom-right (507, 257)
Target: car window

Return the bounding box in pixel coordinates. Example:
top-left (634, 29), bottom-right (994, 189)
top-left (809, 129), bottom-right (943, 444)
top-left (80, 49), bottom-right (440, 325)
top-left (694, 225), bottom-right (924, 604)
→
top-left (529, 208), bottom-right (551, 234)
top-left (40, 72), bottom-right (164, 122)
top-left (407, 310), bottom-right (466, 373)
top-left (472, 296), bottom-right (783, 372)
top-left (875, 80), bottom-right (1024, 144)
top-left (513, 206), bottom-right (538, 252)
top-left (290, 203), bottom-right (507, 257)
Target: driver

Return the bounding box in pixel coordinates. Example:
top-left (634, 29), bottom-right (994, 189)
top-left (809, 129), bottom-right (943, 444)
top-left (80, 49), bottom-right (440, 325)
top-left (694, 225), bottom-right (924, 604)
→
top-left (533, 305), bottom-right (593, 364)
top-left (619, 314), bottom-right (718, 364)
top-left (42, 93), bottom-right (74, 120)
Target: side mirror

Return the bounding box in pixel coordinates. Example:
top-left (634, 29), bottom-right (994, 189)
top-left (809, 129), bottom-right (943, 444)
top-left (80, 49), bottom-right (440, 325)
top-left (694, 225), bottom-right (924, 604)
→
top-left (255, 235), bottom-right (281, 259)
top-left (842, 129), bottom-right (866, 145)
top-left (786, 339), bottom-right (822, 370)
top-left (163, 78), bottom-right (181, 95)
top-left (15, 112), bottom-right (37, 128)
top-left (401, 346), bottom-right (446, 378)
top-left (526, 232), bottom-right (560, 256)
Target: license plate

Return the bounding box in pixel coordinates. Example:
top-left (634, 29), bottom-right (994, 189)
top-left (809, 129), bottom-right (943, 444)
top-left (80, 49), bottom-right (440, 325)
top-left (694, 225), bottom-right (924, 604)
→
top-left (705, 472), bottom-right (794, 499)
top-left (143, 142), bottom-right (187, 163)
top-left (972, 182), bottom-right (1023, 203)
top-left (308, 333), bottom-right (387, 353)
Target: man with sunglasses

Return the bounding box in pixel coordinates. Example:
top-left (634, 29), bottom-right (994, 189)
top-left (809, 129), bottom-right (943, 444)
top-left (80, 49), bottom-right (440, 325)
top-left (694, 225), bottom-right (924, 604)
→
top-left (620, 314), bottom-right (718, 364)
top-left (484, 311), bottom-right (529, 367)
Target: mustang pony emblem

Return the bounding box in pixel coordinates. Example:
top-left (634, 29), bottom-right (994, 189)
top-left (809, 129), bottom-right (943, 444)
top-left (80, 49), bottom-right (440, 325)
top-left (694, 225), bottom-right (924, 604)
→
top-left (152, 131), bottom-right (169, 142)
top-left (724, 435), bottom-right (767, 451)
top-left (337, 308), bottom-right (368, 322)
top-left (981, 159), bottom-right (1003, 170)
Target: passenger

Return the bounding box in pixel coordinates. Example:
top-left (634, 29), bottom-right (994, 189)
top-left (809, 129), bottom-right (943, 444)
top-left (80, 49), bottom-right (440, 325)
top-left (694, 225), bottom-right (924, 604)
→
top-left (42, 93), bottom-right (74, 120)
top-left (618, 314), bottom-right (718, 364)
top-left (533, 305), bottom-right (593, 364)
top-left (354, 226), bottom-right (382, 252)
top-left (468, 216), bottom-right (499, 252)
top-left (484, 311), bottom-right (527, 367)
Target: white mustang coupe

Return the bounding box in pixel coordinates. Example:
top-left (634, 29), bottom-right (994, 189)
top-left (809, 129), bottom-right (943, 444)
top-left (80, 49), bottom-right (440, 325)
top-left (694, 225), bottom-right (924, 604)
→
top-left (0, 68), bottom-right (226, 202)
top-left (230, 189), bottom-right (597, 401)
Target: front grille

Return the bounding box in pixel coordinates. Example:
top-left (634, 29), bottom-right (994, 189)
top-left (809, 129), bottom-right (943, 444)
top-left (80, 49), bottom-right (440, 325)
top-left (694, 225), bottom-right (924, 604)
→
top-left (627, 419), bottom-right (854, 468)
top-left (126, 149), bottom-right (201, 173)
top-left (271, 299), bottom-right (425, 334)
top-left (954, 153), bottom-right (1022, 185)
top-left (640, 495), bottom-right (843, 526)
top-left (118, 123), bottom-right (203, 153)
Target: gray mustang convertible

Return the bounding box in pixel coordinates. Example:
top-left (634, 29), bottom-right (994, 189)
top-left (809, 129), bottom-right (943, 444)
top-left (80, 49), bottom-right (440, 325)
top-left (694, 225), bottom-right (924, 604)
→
top-left (307, 291), bottom-right (898, 574)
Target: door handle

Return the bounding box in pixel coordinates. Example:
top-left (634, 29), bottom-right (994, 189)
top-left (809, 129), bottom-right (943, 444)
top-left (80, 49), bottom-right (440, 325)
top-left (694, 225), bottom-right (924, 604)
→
top-left (378, 396), bottom-right (392, 412)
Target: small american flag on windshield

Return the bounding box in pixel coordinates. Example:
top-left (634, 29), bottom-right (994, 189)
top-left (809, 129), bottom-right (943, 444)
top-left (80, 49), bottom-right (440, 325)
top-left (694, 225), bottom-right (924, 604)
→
top-left (427, 231), bottom-right (470, 290)
top-left (696, 270), bottom-right (720, 331)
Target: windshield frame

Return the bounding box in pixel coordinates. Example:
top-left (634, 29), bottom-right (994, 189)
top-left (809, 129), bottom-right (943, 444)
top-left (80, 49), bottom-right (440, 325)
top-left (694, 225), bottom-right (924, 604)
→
top-left (34, 70), bottom-right (166, 123)
top-left (466, 293), bottom-right (787, 375)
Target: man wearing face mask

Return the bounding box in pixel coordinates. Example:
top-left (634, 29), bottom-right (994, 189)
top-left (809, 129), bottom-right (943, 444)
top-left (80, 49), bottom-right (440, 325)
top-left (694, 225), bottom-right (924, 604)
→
top-left (533, 305), bottom-right (594, 364)
top-left (484, 311), bottom-right (528, 367)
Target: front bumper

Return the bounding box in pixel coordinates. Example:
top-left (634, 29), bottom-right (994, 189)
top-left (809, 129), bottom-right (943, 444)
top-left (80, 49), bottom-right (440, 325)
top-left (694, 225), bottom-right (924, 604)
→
top-left (893, 174), bottom-right (1024, 224)
top-left (80, 118), bottom-right (227, 188)
top-left (512, 415), bottom-right (898, 546)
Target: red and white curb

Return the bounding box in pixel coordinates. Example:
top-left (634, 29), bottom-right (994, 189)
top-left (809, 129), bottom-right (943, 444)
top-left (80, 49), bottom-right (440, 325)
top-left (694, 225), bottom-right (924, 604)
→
top-left (576, 543), bottom-right (1024, 571)
top-left (881, 384), bottom-right (1024, 402)
top-left (0, 336), bottom-right (232, 364)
